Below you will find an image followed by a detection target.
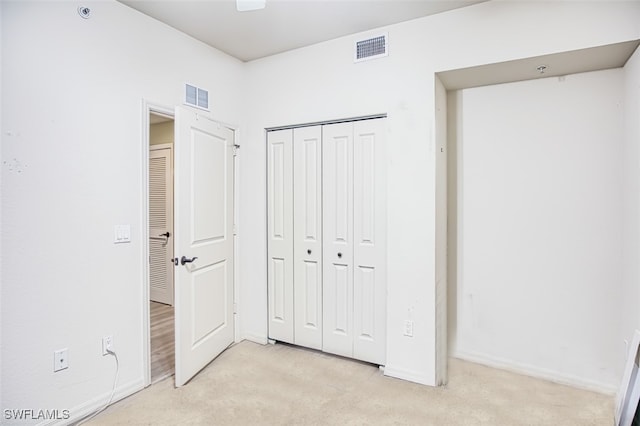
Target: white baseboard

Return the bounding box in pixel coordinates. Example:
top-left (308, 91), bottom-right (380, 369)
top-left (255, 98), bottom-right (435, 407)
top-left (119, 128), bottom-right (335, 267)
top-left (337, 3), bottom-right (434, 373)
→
top-left (38, 378), bottom-right (145, 426)
top-left (242, 332), bottom-right (268, 345)
top-left (453, 349), bottom-right (618, 395)
top-left (383, 364), bottom-right (436, 386)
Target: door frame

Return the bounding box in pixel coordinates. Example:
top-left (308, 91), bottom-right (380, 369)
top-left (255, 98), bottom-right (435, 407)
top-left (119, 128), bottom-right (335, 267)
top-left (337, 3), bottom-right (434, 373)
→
top-left (141, 100), bottom-right (241, 387)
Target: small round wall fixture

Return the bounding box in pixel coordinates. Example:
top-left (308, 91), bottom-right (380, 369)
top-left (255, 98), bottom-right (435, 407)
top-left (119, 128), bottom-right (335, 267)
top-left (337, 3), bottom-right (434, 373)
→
top-left (536, 64), bottom-right (548, 74)
top-left (77, 6), bottom-right (91, 19)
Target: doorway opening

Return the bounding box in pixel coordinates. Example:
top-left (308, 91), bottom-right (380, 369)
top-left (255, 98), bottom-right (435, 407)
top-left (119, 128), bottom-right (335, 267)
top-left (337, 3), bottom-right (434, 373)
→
top-left (149, 111), bottom-right (176, 384)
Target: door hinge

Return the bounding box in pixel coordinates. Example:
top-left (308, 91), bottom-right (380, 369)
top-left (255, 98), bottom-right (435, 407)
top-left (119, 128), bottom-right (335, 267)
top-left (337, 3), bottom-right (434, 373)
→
top-left (233, 303), bottom-right (237, 314)
top-left (233, 144), bottom-right (240, 156)
top-left (233, 224), bottom-right (237, 236)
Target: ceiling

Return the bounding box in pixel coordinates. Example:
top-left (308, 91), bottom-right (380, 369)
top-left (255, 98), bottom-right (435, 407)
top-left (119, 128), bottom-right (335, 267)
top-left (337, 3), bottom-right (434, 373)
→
top-left (438, 40), bottom-right (640, 90)
top-left (118, 0), bottom-right (486, 62)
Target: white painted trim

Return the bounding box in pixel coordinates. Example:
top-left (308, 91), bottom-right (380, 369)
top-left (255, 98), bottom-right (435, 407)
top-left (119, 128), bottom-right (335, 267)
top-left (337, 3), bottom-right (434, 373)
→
top-left (38, 378), bottom-right (144, 426)
top-left (141, 100), bottom-right (175, 389)
top-left (150, 143), bottom-right (173, 151)
top-left (383, 364), bottom-right (434, 386)
top-left (243, 332), bottom-right (269, 345)
top-left (233, 126), bottom-right (241, 343)
top-left (616, 330), bottom-right (640, 425)
top-left (453, 350), bottom-right (618, 395)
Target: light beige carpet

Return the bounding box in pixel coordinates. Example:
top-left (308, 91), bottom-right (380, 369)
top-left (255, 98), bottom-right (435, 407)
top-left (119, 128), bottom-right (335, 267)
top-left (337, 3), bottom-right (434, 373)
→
top-left (88, 341), bottom-right (613, 425)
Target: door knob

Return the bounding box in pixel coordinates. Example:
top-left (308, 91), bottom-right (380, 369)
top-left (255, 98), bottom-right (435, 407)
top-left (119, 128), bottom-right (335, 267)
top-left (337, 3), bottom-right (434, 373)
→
top-left (181, 256), bottom-right (198, 265)
top-left (307, 249), bottom-right (312, 255)
top-left (337, 252), bottom-right (342, 258)
top-left (160, 232), bottom-right (171, 238)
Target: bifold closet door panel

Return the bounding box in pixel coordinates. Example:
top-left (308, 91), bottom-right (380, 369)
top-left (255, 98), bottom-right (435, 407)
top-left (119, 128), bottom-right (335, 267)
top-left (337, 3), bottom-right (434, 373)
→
top-left (267, 129), bottom-right (294, 343)
top-left (352, 119), bottom-right (387, 365)
top-left (293, 126), bottom-right (323, 350)
top-left (322, 122), bottom-right (354, 358)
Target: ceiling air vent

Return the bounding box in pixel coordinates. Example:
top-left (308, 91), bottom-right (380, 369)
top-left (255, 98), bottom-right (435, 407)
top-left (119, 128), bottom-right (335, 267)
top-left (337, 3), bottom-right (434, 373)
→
top-left (354, 33), bottom-right (388, 63)
top-left (185, 83), bottom-right (209, 111)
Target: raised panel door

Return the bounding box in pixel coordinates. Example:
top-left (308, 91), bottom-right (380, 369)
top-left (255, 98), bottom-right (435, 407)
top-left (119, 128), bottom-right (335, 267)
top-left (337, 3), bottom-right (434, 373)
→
top-left (293, 126), bottom-right (323, 349)
top-left (353, 119), bottom-right (386, 365)
top-left (322, 122), bottom-right (354, 358)
top-left (267, 129), bottom-right (294, 343)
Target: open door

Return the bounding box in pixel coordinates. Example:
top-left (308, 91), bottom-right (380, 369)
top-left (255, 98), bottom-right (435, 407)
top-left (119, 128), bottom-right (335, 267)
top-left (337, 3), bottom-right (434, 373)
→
top-left (174, 106), bottom-right (234, 387)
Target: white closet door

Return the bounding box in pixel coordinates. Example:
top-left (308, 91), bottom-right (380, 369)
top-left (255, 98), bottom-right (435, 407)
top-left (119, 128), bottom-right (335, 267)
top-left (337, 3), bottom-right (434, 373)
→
top-left (293, 126), bottom-right (323, 349)
top-left (352, 119), bottom-right (386, 365)
top-left (149, 147), bottom-right (174, 306)
top-left (322, 122), bottom-right (354, 358)
top-left (267, 129), bottom-right (294, 343)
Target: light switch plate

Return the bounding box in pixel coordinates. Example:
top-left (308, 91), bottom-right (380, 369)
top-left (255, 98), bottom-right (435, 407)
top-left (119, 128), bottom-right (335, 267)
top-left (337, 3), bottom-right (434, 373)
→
top-left (114, 225), bottom-right (131, 244)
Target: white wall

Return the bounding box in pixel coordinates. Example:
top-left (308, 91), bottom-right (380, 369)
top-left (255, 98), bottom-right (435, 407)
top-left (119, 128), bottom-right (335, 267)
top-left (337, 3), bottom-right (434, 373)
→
top-left (1, 0), bottom-right (244, 422)
top-left (3, 0), bottom-right (640, 420)
top-left (622, 47), bottom-right (640, 336)
top-left (449, 69), bottom-right (625, 391)
top-left (240, 1), bottom-right (640, 386)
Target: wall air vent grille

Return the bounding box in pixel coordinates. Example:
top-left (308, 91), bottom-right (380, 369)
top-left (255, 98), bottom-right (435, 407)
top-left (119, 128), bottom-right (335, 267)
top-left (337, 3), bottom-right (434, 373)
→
top-left (185, 83), bottom-right (209, 111)
top-left (354, 33), bottom-right (388, 63)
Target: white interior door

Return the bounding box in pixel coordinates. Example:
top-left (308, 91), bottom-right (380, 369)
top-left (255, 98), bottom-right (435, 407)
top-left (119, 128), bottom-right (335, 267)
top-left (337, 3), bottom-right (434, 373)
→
top-left (174, 106), bottom-right (234, 387)
top-left (149, 147), bottom-right (174, 305)
top-left (322, 122), bottom-right (354, 358)
top-left (293, 126), bottom-right (323, 349)
top-left (352, 119), bottom-right (386, 365)
top-left (267, 129), bottom-right (294, 343)
top-left (321, 119), bottom-right (387, 364)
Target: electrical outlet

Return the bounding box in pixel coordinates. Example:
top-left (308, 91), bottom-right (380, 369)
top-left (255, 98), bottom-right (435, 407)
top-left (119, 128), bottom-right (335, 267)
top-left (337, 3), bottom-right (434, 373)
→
top-left (102, 336), bottom-right (114, 356)
top-left (54, 348), bottom-right (69, 372)
top-left (404, 320), bottom-right (414, 337)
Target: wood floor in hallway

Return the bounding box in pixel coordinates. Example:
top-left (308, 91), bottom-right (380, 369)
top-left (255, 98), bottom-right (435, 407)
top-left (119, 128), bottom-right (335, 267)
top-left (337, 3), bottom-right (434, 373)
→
top-left (150, 301), bottom-right (174, 383)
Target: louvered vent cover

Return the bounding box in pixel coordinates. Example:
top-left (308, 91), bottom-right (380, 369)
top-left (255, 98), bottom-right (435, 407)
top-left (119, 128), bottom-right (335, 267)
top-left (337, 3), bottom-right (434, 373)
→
top-left (149, 157), bottom-right (167, 229)
top-left (354, 33), bottom-right (388, 63)
top-left (185, 83), bottom-right (209, 110)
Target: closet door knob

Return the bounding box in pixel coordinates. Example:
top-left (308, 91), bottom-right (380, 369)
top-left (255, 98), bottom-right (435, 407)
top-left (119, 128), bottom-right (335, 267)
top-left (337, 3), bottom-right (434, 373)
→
top-left (307, 249), bottom-right (312, 255)
top-left (337, 252), bottom-right (342, 258)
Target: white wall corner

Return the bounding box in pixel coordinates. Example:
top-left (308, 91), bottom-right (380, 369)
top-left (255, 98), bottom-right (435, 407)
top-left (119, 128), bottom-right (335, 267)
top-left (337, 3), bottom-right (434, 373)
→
top-left (434, 75), bottom-right (448, 386)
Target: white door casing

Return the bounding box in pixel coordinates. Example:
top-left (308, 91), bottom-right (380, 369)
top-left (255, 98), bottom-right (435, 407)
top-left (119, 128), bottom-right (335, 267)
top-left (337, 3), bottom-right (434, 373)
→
top-left (149, 147), bottom-right (174, 306)
top-left (267, 129), bottom-right (294, 343)
top-left (174, 106), bottom-right (234, 387)
top-left (322, 122), bottom-right (355, 358)
top-left (293, 126), bottom-right (323, 350)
